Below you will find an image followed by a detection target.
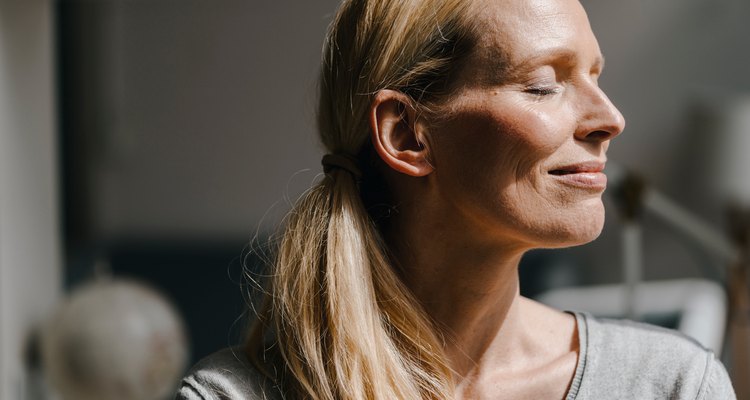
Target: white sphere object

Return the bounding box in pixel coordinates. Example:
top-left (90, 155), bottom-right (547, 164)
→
top-left (42, 279), bottom-right (189, 400)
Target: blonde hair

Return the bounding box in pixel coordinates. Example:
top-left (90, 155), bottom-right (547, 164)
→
top-left (246, 0), bottom-right (477, 398)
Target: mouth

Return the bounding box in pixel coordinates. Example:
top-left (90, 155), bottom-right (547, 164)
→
top-left (549, 161), bottom-right (605, 175)
top-left (548, 161), bottom-right (607, 190)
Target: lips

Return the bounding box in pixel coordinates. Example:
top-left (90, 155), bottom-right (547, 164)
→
top-left (549, 161), bottom-right (605, 175)
top-left (548, 161), bottom-right (607, 190)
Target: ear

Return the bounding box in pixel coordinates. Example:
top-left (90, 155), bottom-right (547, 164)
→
top-left (369, 89), bottom-right (434, 177)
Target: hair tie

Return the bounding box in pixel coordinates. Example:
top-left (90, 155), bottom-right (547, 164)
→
top-left (322, 153), bottom-right (363, 180)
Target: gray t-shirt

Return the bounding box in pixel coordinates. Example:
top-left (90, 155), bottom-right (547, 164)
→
top-left (175, 312), bottom-right (736, 399)
top-left (566, 312), bottom-right (734, 399)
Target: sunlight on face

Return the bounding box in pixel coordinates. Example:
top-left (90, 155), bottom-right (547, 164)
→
top-left (428, 0), bottom-right (626, 249)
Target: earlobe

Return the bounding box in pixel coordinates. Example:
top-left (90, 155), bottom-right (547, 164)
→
top-left (369, 89), bottom-right (434, 177)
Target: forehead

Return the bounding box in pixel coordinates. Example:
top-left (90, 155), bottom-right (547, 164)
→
top-left (468, 0), bottom-right (600, 70)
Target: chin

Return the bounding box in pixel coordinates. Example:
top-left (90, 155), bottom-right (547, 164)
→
top-left (535, 202), bottom-right (606, 249)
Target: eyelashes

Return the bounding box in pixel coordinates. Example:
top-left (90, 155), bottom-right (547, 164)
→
top-left (524, 86), bottom-right (560, 96)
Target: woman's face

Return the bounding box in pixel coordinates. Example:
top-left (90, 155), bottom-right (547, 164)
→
top-left (426, 0), bottom-right (625, 249)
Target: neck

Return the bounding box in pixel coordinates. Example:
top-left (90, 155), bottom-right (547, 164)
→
top-left (384, 200), bottom-right (532, 378)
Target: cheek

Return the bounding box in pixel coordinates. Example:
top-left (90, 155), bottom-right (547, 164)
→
top-left (429, 105), bottom-right (560, 225)
top-left (435, 109), bottom-right (560, 172)
top-left (432, 103), bottom-right (565, 186)
top-left (501, 107), bottom-right (565, 155)
top-left (429, 101), bottom-right (604, 247)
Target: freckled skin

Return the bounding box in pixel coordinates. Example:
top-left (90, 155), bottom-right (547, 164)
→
top-left (377, 0), bottom-right (627, 398)
top-left (425, 0), bottom-right (625, 250)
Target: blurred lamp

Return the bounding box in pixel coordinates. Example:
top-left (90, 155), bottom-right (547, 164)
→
top-left (698, 93), bottom-right (750, 398)
top-left (714, 96), bottom-right (750, 205)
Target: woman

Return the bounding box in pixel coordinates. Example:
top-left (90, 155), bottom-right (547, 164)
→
top-left (177, 0), bottom-right (736, 398)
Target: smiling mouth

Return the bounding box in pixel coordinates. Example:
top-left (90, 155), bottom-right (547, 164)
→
top-left (548, 162), bottom-right (607, 190)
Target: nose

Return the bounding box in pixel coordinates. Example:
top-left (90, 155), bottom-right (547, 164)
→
top-left (575, 84), bottom-right (626, 142)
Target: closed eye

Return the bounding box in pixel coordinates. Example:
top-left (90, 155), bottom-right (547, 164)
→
top-left (525, 86), bottom-right (560, 96)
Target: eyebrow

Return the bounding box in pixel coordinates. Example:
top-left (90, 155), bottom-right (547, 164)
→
top-left (512, 47), bottom-right (605, 76)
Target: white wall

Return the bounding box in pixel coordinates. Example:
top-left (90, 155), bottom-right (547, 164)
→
top-left (0, 1), bottom-right (60, 399)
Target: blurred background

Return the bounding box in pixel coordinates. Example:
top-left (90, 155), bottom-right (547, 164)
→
top-left (3, 0), bottom-right (750, 399)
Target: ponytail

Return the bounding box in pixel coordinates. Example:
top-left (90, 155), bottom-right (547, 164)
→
top-left (248, 168), bottom-right (453, 399)
top-left (246, 0), bottom-right (479, 397)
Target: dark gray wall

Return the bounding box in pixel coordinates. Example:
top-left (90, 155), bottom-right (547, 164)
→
top-left (65, 0), bottom-right (339, 242)
top-left (581, 0), bottom-right (750, 283)
top-left (64, 0), bottom-right (750, 283)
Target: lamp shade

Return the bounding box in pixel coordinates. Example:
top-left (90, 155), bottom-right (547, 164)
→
top-left (710, 95), bottom-right (750, 205)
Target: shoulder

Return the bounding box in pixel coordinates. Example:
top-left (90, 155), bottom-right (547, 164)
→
top-left (588, 315), bottom-right (709, 366)
top-left (174, 348), bottom-right (284, 400)
top-left (575, 313), bottom-right (735, 399)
